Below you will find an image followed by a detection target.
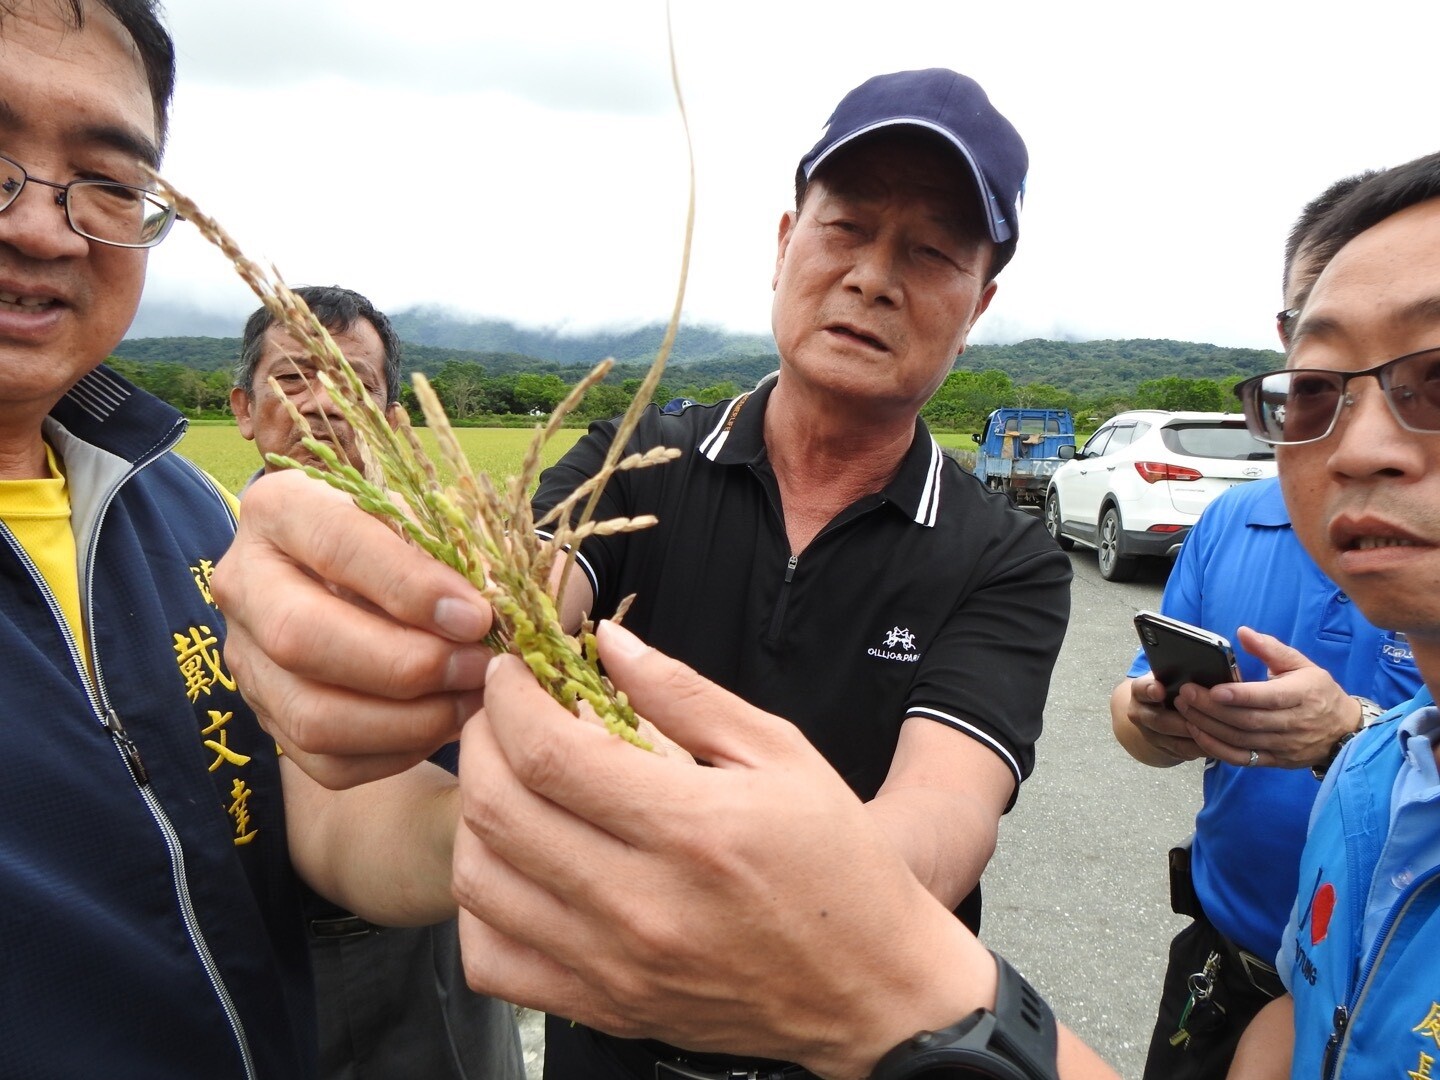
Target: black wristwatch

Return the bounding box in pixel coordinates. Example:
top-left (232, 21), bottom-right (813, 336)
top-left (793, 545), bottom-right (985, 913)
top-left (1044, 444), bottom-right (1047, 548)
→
top-left (870, 953), bottom-right (1060, 1080)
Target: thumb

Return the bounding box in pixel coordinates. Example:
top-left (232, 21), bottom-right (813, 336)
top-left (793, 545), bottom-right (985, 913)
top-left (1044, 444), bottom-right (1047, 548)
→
top-left (596, 620), bottom-right (807, 767)
top-left (1235, 625), bottom-right (1313, 678)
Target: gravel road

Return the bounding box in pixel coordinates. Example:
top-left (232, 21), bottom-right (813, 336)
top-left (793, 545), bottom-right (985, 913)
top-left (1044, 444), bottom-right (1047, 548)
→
top-left (982, 548), bottom-right (1199, 1076)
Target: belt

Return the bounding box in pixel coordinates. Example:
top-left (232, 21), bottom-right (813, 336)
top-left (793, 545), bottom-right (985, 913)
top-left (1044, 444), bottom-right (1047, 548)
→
top-left (1166, 849), bottom-right (1285, 1000)
top-left (1220, 936), bottom-right (1286, 999)
top-left (603, 1036), bottom-right (810, 1080)
top-left (654, 1064), bottom-right (808, 1080)
top-left (307, 914), bottom-right (379, 939)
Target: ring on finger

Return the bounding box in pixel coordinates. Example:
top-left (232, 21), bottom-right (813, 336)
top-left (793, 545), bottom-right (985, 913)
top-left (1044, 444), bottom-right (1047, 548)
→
top-left (1247, 749), bottom-right (1259, 768)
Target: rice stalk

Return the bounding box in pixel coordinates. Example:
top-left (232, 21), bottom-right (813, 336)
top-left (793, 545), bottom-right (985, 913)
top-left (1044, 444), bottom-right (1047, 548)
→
top-left (147, 23), bottom-right (695, 748)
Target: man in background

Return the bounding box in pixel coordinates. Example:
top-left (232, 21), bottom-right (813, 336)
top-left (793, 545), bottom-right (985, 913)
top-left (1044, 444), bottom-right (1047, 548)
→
top-left (232, 284), bottom-right (401, 484)
top-left (232, 284), bottom-right (525, 1080)
top-left (1109, 171), bottom-right (1421, 1078)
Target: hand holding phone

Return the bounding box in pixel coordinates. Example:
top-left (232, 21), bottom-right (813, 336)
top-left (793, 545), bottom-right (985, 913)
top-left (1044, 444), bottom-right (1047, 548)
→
top-left (1134, 610), bottom-right (1241, 707)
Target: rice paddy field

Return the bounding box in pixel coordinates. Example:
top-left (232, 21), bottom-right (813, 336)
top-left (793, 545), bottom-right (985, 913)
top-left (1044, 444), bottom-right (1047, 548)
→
top-left (177, 421), bottom-right (587, 495)
top-left (180, 420), bottom-right (981, 496)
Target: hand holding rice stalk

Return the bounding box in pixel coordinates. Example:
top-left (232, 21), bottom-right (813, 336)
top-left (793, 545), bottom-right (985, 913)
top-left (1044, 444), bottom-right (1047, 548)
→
top-left (150, 45), bottom-right (694, 750)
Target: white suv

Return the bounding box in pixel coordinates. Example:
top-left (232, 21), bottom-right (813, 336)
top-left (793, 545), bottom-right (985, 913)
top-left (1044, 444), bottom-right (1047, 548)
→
top-left (1043, 411), bottom-right (1276, 581)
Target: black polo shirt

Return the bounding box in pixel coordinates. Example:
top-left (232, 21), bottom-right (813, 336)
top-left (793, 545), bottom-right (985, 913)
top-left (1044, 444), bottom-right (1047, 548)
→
top-left (533, 377), bottom-right (1072, 802)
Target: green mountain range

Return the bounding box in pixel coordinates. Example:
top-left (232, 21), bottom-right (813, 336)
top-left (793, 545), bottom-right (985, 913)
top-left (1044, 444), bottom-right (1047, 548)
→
top-left (113, 312), bottom-right (1281, 400)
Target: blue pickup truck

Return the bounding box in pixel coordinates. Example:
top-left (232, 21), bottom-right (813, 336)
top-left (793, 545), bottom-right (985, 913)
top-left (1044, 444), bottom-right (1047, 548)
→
top-left (970, 408), bottom-right (1076, 508)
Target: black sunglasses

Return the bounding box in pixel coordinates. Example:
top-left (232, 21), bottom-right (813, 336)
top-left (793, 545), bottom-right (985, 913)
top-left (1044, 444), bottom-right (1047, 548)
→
top-left (1235, 347), bottom-right (1440, 445)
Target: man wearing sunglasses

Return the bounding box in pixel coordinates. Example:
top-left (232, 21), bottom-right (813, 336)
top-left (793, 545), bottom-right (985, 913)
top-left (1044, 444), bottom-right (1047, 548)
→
top-left (1109, 171), bottom-right (1422, 1080)
top-left (1224, 151), bottom-right (1440, 1077)
top-left (0, 4), bottom-right (468, 1075)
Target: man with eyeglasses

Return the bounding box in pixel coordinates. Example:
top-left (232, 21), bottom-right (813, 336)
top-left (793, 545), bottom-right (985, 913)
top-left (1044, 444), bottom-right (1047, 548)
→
top-left (0, 4), bottom-right (466, 1075)
top-left (1109, 171), bottom-right (1423, 1080)
top-left (1218, 150), bottom-right (1440, 1078)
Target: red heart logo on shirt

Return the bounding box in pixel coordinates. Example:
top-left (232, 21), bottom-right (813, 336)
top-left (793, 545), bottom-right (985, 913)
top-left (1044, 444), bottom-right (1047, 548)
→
top-left (1311, 883), bottom-right (1336, 946)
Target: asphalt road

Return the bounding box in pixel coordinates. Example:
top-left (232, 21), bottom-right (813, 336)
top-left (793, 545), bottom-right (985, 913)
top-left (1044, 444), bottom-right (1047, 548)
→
top-left (518, 545), bottom-right (1202, 1080)
top-left (982, 547), bottom-right (1200, 1077)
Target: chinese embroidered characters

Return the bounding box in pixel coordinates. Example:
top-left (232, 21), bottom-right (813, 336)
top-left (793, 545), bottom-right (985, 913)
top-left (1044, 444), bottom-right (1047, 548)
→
top-left (177, 564), bottom-right (255, 845)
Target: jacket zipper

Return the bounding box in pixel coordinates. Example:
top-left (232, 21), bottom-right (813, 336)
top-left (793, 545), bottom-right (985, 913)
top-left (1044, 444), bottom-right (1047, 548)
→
top-left (1323, 867), bottom-right (1440, 1079)
top-left (3, 436), bottom-right (259, 1080)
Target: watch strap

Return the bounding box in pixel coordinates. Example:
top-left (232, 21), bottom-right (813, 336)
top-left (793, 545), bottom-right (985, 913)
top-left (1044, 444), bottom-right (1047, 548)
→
top-left (1312, 697), bottom-right (1388, 780)
top-left (990, 954), bottom-right (1059, 1080)
top-left (870, 951), bottom-right (1059, 1080)
top-left (1353, 696), bottom-right (1387, 727)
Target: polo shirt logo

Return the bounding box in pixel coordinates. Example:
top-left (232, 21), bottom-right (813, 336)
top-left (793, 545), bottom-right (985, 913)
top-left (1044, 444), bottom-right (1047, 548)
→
top-left (868, 626), bottom-right (921, 663)
top-left (1383, 633), bottom-right (1414, 665)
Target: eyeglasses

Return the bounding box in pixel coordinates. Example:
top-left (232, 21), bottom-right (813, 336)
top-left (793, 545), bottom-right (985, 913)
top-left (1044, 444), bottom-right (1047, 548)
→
top-left (1275, 307), bottom-right (1300, 344)
top-left (1234, 348), bottom-right (1440, 445)
top-left (0, 151), bottom-right (178, 249)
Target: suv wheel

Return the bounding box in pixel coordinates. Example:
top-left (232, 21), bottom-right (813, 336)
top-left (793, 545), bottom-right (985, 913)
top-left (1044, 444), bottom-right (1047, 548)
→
top-left (1098, 505), bottom-right (1138, 582)
top-left (1044, 490), bottom-right (1074, 550)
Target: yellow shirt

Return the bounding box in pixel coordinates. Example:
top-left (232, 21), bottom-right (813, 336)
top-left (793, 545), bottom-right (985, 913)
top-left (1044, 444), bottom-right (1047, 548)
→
top-left (0, 443), bottom-right (90, 679)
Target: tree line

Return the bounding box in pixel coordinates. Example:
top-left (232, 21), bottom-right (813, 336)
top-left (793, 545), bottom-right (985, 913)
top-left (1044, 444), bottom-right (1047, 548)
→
top-left (106, 351), bottom-right (1247, 434)
top-left (923, 369), bottom-right (1247, 434)
top-left (103, 355), bottom-right (745, 427)
top-left (108, 331), bottom-right (1275, 431)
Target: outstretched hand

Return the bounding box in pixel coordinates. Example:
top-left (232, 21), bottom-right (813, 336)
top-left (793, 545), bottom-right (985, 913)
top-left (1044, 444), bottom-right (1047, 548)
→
top-left (213, 470), bottom-right (495, 787)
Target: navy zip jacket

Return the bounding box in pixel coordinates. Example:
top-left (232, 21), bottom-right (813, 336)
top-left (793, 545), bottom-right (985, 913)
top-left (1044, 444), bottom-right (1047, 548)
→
top-left (0, 368), bottom-right (314, 1078)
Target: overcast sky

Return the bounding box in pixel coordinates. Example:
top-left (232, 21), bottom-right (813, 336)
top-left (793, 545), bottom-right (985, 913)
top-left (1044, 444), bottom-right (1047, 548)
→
top-left (139, 0), bottom-right (1437, 351)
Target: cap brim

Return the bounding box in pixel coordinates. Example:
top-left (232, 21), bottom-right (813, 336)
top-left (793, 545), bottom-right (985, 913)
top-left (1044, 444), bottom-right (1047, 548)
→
top-left (802, 118), bottom-right (1013, 245)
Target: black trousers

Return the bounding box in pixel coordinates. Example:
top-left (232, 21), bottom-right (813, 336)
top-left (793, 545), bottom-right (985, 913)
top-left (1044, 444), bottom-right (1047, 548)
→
top-left (307, 911), bottom-right (526, 1080)
top-left (1141, 914), bottom-right (1285, 1080)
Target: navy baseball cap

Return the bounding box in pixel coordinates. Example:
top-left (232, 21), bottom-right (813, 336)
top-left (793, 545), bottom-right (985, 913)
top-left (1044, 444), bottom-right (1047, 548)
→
top-left (797, 68), bottom-right (1028, 263)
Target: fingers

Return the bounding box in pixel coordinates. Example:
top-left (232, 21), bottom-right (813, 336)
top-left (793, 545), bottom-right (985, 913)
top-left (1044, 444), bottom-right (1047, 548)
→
top-left (214, 471), bottom-right (496, 779)
top-left (224, 613), bottom-right (487, 772)
top-left (1179, 676), bottom-right (1348, 769)
top-left (456, 911), bottom-right (637, 1035)
top-left (217, 472), bottom-right (492, 644)
top-left (452, 816), bottom-right (631, 1011)
top-left (1130, 674), bottom-right (1167, 705)
top-left (596, 620), bottom-right (809, 767)
top-left (1187, 725), bottom-right (1269, 767)
top-left (222, 580), bottom-right (492, 702)
top-left (1232, 626), bottom-right (1313, 679)
top-left (1123, 678), bottom-right (1206, 762)
top-left (458, 662), bottom-right (652, 895)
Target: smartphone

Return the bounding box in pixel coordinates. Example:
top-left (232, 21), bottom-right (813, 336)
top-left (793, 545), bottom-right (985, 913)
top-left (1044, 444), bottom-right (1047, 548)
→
top-left (1133, 610), bottom-right (1241, 707)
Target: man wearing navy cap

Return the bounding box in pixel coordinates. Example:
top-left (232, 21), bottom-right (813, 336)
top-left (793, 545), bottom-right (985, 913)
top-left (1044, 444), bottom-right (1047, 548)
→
top-left (215, 69), bottom-right (1071, 1080)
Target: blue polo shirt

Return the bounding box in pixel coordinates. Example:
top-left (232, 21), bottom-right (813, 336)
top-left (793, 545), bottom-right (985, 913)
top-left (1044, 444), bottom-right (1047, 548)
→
top-left (1127, 477), bottom-right (1422, 958)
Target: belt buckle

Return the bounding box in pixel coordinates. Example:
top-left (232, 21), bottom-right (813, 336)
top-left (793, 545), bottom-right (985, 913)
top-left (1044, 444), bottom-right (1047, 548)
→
top-left (1236, 948), bottom-right (1278, 990)
top-left (654, 1063), bottom-right (761, 1080)
top-left (655, 1063), bottom-right (715, 1080)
